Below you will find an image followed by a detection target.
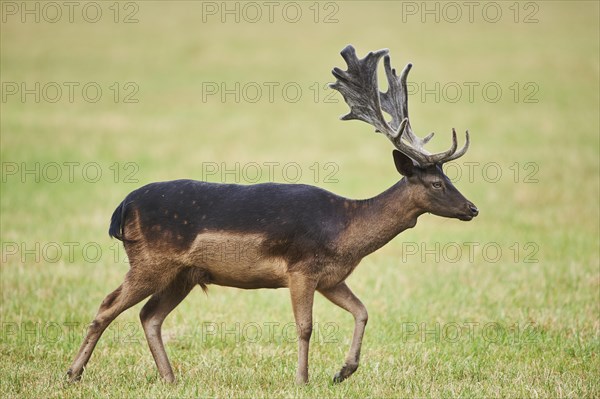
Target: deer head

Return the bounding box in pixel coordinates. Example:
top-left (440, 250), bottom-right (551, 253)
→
top-left (330, 45), bottom-right (478, 221)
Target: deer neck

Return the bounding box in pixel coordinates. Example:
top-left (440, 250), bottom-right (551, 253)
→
top-left (339, 179), bottom-right (423, 259)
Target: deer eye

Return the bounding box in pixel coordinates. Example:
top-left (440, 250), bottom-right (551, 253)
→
top-left (432, 181), bottom-right (443, 189)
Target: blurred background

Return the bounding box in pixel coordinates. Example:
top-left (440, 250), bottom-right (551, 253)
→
top-left (1, 1), bottom-right (598, 397)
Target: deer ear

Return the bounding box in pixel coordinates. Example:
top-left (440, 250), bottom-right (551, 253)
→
top-left (392, 150), bottom-right (414, 177)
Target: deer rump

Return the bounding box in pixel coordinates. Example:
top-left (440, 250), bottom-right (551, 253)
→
top-left (108, 179), bottom-right (348, 289)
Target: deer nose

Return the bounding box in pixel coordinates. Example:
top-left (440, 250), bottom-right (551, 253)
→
top-left (469, 204), bottom-right (479, 217)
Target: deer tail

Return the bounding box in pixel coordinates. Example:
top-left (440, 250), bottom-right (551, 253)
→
top-left (108, 199), bottom-right (128, 241)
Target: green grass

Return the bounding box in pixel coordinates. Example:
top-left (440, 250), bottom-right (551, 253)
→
top-left (1, 1), bottom-right (599, 397)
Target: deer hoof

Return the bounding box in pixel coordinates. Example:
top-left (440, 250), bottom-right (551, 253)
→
top-left (66, 368), bottom-right (82, 383)
top-left (333, 363), bottom-right (358, 383)
top-left (333, 371), bottom-right (344, 383)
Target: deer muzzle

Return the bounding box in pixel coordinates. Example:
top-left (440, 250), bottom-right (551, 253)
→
top-left (460, 202), bottom-right (479, 221)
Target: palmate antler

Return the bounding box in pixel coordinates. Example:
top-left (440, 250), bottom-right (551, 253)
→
top-left (330, 45), bottom-right (469, 166)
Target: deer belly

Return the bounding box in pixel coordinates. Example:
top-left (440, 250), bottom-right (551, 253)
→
top-left (184, 231), bottom-right (289, 289)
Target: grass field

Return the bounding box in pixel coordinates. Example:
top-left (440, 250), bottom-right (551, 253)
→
top-left (1, 1), bottom-right (599, 397)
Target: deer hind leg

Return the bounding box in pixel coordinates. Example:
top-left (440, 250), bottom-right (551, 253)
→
top-left (319, 282), bottom-right (368, 383)
top-left (288, 272), bottom-right (317, 384)
top-left (139, 267), bottom-right (202, 383)
top-left (67, 270), bottom-right (156, 382)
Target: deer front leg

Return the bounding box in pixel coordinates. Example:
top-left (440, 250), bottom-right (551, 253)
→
top-left (288, 272), bottom-right (317, 384)
top-left (319, 282), bottom-right (368, 383)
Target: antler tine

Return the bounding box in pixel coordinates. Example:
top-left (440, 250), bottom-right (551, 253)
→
top-left (379, 56), bottom-right (409, 132)
top-left (380, 58), bottom-right (434, 149)
top-left (428, 128), bottom-right (458, 164)
top-left (398, 62), bottom-right (435, 147)
top-left (393, 118), bottom-right (434, 166)
top-left (440, 130), bottom-right (470, 163)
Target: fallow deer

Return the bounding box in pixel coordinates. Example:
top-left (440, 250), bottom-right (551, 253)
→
top-left (67, 45), bottom-right (478, 385)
